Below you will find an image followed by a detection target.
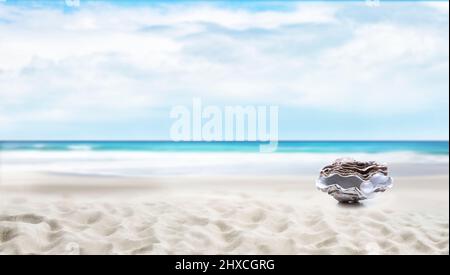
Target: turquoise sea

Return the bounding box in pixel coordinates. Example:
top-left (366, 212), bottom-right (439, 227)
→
top-left (0, 141), bottom-right (448, 177)
top-left (0, 141), bottom-right (448, 155)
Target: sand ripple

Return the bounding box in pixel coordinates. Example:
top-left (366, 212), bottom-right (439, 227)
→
top-left (0, 197), bottom-right (448, 255)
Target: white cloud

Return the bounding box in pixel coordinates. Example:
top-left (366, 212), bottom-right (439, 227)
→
top-left (0, 114), bottom-right (10, 127)
top-left (7, 2), bottom-right (337, 30)
top-left (0, 3), bottom-right (337, 69)
top-left (424, 1), bottom-right (449, 14)
top-left (0, 1), bottom-right (448, 131)
top-left (290, 23), bottom-right (449, 111)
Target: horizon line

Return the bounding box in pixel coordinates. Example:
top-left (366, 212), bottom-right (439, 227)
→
top-left (0, 140), bottom-right (448, 142)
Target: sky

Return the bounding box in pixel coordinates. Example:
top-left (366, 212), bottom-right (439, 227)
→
top-left (0, 0), bottom-right (448, 140)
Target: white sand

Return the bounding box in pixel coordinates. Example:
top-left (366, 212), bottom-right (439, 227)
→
top-left (0, 173), bottom-right (448, 255)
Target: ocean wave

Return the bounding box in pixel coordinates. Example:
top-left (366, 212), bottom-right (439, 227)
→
top-left (32, 144), bottom-right (46, 149)
top-left (1, 141), bottom-right (448, 155)
top-left (67, 145), bottom-right (93, 151)
top-left (0, 151), bottom-right (448, 177)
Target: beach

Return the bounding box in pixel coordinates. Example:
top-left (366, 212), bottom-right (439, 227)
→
top-left (1, 0), bottom-right (448, 258)
top-left (0, 150), bottom-right (448, 255)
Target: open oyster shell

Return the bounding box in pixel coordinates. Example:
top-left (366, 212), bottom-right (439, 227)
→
top-left (316, 158), bottom-right (393, 203)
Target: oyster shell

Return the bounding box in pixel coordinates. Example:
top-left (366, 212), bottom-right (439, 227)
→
top-left (316, 158), bottom-right (393, 203)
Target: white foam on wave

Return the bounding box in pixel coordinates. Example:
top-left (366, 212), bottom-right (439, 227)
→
top-left (1, 150), bottom-right (448, 177)
top-left (32, 144), bottom-right (46, 149)
top-left (67, 145), bottom-right (93, 151)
